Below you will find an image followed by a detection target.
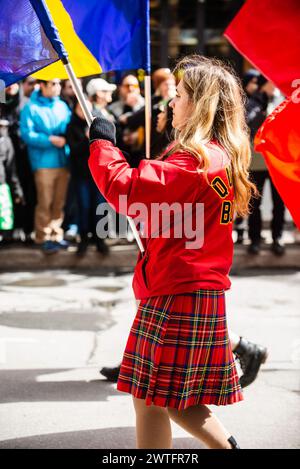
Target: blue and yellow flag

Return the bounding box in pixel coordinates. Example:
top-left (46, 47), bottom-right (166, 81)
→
top-left (0, 0), bottom-right (66, 88)
top-left (0, 0), bottom-right (150, 88)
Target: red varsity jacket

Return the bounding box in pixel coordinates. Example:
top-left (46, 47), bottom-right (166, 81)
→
top-left (89, 140), bottom-right (234, 299)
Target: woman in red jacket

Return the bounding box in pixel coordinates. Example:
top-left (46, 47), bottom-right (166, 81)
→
top-left (88, 55), bottom-right (256, 449)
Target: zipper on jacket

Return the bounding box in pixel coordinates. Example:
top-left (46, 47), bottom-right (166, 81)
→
top-left (141, 253), bottom-right (149, 289)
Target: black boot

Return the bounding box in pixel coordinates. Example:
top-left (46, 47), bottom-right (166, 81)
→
top-left (96, 238), bottom-right (109, 256)
top-left (228, 436), bottom-right (240, 449)
top-left (100, 365), bottom-right (121, 382)
top-left (234, 337), bottom-right (268, 388)
top-left (247, 241), bottom-right (260, 255)
top-left (77, 233), bottom-right (89, 256)
top-left (271, 239), bottom-right (285, 256)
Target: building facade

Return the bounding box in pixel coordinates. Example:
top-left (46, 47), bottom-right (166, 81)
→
top-left (150, 0), bottom-right (246, 74)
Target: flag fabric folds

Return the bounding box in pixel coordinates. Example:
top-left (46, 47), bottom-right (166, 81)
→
top-left (224, 0), bottom-right (300, 97)
top-left (0, 0), bottom-right (150, 87)
top-left (64, 0), bottom-right (150, 73)
top-left (30, 0), bottom-right (68, 60)
top-left (34, 0), bottom-right (150, 80)
top-left (255, 99), bottom-right (300, 229)
top-left (0, 0), bottom-right (62, 89)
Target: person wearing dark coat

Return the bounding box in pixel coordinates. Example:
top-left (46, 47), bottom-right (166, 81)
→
top-left (0, 83), bottom-right (35, 241)
top-left (66, 101), bottom-right (109, 256)
top-left (246, 75), bottom-right (286, 256)
top-left (234, 69), bottom-right (260, 245)
top-left (0, 119), bottom-right (24, 241)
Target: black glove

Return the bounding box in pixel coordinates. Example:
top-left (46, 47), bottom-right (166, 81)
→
top-left (89, 116), bottom-right (116, 145)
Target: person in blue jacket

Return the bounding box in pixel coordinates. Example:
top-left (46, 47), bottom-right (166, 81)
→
top-left (20, 79), bottom-right (71, 253)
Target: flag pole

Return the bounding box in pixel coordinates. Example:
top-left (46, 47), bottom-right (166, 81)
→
top-left (63, 59), bottom-right (145, 254)
top-left (144, 0), bottom-right (152, 160)
top-left (27, 0), bottom-right (146, 254)
top-left (144, 72), bottom-right (152, 159)
top-left (63, 61), bottom-right (93, 126)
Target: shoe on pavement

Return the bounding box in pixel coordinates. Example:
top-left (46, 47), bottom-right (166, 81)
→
top-left (100, 365), bottom-right (120, 382)
top-left (228, 436), bottom-right (240, 449)
top-left (234, 337), bottom-right (268, 388)
top-left (64, 224), bottom-right (78, 242)
top-left (77, 240), bottom-right (89, 256)
top-left (247, 242), bottom-right (260, 255)
top-left (55, 239), bottom-right (70, 250)
top-left (271, 239), bottom-right (285, 256)
top-left (96, 239), bottom-right (110, 256)
top-left (42, 240), bottom-right (59, 254)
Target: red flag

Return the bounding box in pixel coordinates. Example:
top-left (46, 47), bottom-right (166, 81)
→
top-left (224, 0), bottom-right (300, 97)
top-left (254, 98), bottom-right (300, 229)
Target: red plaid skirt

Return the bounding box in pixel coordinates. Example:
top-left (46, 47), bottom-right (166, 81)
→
top-left (117, 290), bottom-right (243, 410)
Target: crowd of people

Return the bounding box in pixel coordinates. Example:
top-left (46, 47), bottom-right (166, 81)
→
top-left (0, 67), bottom-right (292, 256)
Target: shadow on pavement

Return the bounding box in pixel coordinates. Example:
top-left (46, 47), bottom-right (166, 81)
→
top-left (0, 426), bottom-right (205, 449)
top-left (0, 369), bottom-right (120, 403)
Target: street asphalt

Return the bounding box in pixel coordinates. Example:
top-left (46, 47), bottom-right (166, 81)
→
top-left (0, 269), bottom-right (299, 449)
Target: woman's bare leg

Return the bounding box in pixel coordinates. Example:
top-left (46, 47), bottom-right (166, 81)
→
top-left (132, 396), bottom-right (172, 449)
top-left (168, 404), bottom-right (232, 449)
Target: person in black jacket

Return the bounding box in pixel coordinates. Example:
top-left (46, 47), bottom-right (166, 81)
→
top-left (0, 119), bottom-right (24, 243)
top-left (234, 69), bottom-right (260, 245)
top-left (246, 75), bottom-right (286, 255)
top-left (0, 82), bottom-right (35, 242)
top-left (66, 101), bottom-right (109, 256)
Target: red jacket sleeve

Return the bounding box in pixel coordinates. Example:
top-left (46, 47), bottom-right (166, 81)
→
top-left (88, 140), bottom-right (201, 216)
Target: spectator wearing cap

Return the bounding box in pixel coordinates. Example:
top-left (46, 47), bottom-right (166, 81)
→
top-left (86, 78), bottom-right (116, 122)
top-left (20, 79), bottom-right (71, 254)
top-left (246, 75), bottom-right (286, 256)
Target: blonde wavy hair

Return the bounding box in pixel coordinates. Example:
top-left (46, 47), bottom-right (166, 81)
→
top-left (166, 55), bottom-right (256, 217)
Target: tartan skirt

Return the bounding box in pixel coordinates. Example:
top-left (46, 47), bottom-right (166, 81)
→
top-left (117, 290), bottom-right (243, 410)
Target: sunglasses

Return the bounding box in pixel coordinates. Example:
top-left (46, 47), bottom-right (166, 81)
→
top-left (122, 83), bottom-right (139, 89)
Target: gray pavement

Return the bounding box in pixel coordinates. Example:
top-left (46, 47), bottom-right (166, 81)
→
top-left (0, 269), bottom-right (299, 449)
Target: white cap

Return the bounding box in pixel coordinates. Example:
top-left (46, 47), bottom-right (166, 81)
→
top-left (86, 78), bottom-right (117, 96)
